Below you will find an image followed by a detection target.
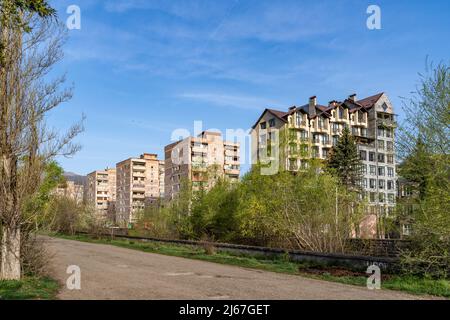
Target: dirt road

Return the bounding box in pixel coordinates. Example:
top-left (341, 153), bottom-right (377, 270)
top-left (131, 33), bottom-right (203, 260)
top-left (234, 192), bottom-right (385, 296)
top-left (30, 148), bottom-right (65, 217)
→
top-left (43, 236), bottom-right (425, 300)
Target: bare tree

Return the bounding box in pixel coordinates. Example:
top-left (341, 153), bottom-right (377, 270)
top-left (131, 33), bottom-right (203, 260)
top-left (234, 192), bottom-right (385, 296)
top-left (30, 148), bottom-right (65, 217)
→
top-left (0, 8), bottom-right (83, 279)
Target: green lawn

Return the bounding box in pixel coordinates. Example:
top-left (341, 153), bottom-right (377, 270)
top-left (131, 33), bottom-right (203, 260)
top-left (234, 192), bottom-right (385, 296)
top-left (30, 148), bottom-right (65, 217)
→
top-left (56, 233), bottom-right (450, 298)
top-left (0, 277), bottom-right (60, 300)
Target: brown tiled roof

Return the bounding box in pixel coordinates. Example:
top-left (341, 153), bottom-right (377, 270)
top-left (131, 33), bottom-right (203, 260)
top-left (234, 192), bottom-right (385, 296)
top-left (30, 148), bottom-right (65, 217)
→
top-left (252, 93), bottom-right (384, 128)
top-left (267, 108), bottom-right (288, 120)
top-left (357, 92), bottom-right (384, 108)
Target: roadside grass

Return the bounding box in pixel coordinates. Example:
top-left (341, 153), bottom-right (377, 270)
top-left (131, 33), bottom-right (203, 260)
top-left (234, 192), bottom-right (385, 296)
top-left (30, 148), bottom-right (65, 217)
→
top-left (0, 277), bottom-right (59, 300)
top-left (55, 233), bottom-right (450, 298)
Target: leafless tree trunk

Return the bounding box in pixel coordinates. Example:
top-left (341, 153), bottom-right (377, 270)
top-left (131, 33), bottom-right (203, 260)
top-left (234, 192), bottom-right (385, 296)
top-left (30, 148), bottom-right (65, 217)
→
top-left (0, 12), bottom-right (83, 279)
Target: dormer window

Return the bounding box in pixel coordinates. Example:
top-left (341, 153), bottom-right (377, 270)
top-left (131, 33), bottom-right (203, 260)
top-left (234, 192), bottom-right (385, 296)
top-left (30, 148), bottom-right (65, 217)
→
top-left (260, 122), bottom-right (267, 129)
top-left (269, 118), bottom-right (276, 128)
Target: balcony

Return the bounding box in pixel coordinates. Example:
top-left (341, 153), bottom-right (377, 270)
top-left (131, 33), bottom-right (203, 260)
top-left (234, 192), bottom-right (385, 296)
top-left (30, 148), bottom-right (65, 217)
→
top-left (132, 193), bottom-right (145, 200)
top-left (132, 183), bottom-right (146, 190)
top-left (132, 165), bottom-right (146, 172)
top-left (377, 119), bottom-right (398, 128)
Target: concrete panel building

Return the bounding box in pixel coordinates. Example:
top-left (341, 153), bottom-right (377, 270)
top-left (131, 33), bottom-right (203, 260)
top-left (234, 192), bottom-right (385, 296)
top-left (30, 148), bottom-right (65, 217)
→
top-left (116, 153), bottom-right (164, 225)
top-left (85, 168), bottom-right (116, 220)
top-left (54, 180), bottom-right (84, 204)
top-left (251, 93), bottom-right (397, 238)
top-left (164, 131), bottom-right (240, 200)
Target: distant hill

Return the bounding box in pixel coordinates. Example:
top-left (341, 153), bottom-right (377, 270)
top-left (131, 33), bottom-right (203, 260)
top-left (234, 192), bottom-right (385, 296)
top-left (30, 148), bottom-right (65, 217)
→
top-left (63, 172), bottom-right (87, 185)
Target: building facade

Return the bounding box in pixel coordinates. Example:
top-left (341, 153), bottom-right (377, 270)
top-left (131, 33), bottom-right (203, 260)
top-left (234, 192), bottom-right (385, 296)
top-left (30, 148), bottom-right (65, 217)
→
top-left (85, 168), bottom-right (116, 220)
top-left (54, 180), bottom-right (84, 204)
top-left (164, 131), bottom-right (240, 200)
top-left (251, 93), bottom-right (397, 238)
top-left (116, 153), bottom-right (164, 225)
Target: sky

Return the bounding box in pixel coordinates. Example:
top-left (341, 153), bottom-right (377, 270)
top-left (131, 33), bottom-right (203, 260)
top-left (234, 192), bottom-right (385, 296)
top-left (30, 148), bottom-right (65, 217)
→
top-left (47, 0), bottom-right (450, 175)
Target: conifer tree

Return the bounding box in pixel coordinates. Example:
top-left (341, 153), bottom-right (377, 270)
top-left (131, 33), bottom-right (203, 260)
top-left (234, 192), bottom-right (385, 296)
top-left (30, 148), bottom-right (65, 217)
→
top-left (326, 126), bottom-right (363, 190)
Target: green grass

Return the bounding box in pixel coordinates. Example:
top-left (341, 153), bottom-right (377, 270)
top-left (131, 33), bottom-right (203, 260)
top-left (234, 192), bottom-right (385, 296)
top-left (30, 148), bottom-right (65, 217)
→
top-left (56, 233), bottom-right (450, 298)
top-left (0, 277), bottom-right (60, 300)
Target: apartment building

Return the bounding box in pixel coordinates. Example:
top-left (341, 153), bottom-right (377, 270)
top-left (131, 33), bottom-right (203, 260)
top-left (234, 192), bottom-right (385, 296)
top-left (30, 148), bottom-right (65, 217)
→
top-left (85, 168), bottom-right (116, 219)
top-left (116, 153), bottom-right (164, 225)
top-left (164, 131), bottom-right (240, 200)
top-left (251, 92), bottom-right (397, 238)
top-left (54, 180), bottom-right (84, 204)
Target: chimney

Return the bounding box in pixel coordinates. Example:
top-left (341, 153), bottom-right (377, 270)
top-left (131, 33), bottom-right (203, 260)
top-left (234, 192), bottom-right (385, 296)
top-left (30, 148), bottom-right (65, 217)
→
top-left (289, 106), bottom-right (296, 112)
top-left (349, 93), bottom-right (356, 102)
top-left (309, 96), bottom-right (317, 117)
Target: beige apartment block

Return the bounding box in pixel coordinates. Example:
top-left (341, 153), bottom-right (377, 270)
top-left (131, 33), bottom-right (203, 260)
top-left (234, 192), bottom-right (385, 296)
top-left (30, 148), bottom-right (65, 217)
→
top-left (164, 131), bottom-right (240, 200)
top-left (116, 153), bottom-right (164, 225)
top-left (54, 180), bottom-right (84, 204)
top-left (86, 168), bottom-right (116, 220)
top-left (251, 93), bottom-right (397, 238)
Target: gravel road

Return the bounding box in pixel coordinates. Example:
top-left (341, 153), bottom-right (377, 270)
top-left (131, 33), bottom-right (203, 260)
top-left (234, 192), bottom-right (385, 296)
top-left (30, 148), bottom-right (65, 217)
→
top-left (43, 236), bottom-right (428, 300)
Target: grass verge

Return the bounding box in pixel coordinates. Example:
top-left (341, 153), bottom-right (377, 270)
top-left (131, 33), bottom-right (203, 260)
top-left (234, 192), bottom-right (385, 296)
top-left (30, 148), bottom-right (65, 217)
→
top-left (55, 233), bottom-right (450, 298)
top-left (0, 277), bottom-right (59, 300)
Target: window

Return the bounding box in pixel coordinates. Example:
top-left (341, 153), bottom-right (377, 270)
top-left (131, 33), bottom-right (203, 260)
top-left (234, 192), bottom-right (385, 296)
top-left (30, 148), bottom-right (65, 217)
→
top-left (370, 165), bottom-right (377, 176)
top-left (378, 153), bottom-right (385, 163)
top-left (369, 192), bottom-right (376, 203)
top-left (388, 167), bottom-right (394, 177)
top-left (260, 122), bottom-right (267, 129)
top-left (387, 180), bottom-right (394, 190)
top-left (362, 179), bottom-right (368, 188)
top-left (387, 154), bottom-right (394, 164)
top-left (332, 136), bottom-right (339, 146)
top-left (379, 179), bottom-right (385, 189)
top-left (378, 140), bottom-right (385, 150)
top-left (322, 149), bottom-right (329, 158)
top-left (378, 166), bottom-right (385, 176)
top-left (369, 179), bottom-right (376, 189)
top-left (359, 150), bottom-right (367, 161)
top-left (259, 134), bottom-right (267, 146)
top-left (369, 152), bottom-right (375, 162)
top-left (378, 128), bottom-right (384, 137)
top-left (361, 128), bottom-right (368, 137)
top-left (387, 141), bottom-right (394, 151)
top-left (269, 118), bottom-right (276, 128)
top-left (361, 165), bottom-right (368, 174)
top-left (379, 193), bottom-right (385, 203)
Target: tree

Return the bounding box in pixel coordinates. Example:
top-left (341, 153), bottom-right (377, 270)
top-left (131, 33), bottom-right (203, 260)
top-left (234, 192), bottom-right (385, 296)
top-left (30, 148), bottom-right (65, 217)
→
top-left (326, 126), bottom-right (363, 190)
top-left (397, 61), bottom-right (450, 278)
top-left (0, 3), bottom-right (83, 279)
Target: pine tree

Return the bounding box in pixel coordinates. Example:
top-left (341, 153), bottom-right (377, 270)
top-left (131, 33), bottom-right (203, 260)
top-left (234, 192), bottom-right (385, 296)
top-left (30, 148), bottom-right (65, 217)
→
top-left (326, 126), bottom-right (363, 190)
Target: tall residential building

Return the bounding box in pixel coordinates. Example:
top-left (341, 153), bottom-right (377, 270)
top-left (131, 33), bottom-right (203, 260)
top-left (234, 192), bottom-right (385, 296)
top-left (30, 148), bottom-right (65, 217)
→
top-left (54, 180), bottom-right (84, 204)
top-left (116, 153), bottom-right (164, 225)
top-left (85, 168), bottom-right (116, 220)
top-left (164, 131), bottom-right (240, 200)
top-left (251, 93), bottom-right (397, 238)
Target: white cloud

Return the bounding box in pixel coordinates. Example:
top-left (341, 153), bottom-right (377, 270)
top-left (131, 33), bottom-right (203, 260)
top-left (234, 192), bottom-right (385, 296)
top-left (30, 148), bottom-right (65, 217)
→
top-left (179, 92), bottom-right (282, 110)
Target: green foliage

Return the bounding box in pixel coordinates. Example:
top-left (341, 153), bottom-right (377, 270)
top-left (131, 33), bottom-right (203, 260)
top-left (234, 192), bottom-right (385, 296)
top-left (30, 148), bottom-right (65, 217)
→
top-left (133, 162), bottom-right (364, 253)
top-left (397, 61), bottom-right (450, 278)
top-left (326, 126), bottom-right (363, 190)
top-left (24, 161), bottom-right (64, 216)
top-left (0, 0), bottom-right (56, 32)
top-left (0, 276), bottom-right (59, 300)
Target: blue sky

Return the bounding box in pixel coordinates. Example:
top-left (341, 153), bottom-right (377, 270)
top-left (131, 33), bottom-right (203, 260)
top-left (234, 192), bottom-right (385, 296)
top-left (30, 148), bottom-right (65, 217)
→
top-left (48, 0), bottom-right (450, 175)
